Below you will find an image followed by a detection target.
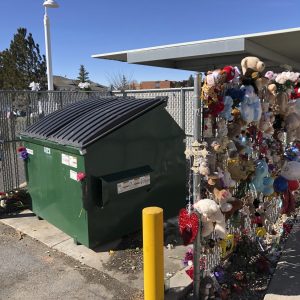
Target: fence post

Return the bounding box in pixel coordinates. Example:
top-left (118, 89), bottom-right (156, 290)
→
top-left (143, 207), bottom-right (164, 300)
top-left (59, 91), bottom-right (63, 109)
top-left (180, 88), bottom-right (186, 132)
top-left (193, 73), bottom-right (202, 300)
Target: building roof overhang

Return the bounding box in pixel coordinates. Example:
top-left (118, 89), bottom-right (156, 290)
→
top-left (92, 28), bottom-right (300, 72)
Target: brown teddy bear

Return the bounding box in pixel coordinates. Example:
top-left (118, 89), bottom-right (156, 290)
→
top-left (241, 56), bottom-right (265, 76)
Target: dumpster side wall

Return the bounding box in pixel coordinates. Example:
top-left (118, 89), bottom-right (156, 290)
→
top-left (85, 105), bottom-right (186, 247)
top-left (24, 142), bottom-right (89, 246)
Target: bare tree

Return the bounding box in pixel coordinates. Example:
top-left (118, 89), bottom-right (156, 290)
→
top-left (106, 72), bottom-right (136, 91)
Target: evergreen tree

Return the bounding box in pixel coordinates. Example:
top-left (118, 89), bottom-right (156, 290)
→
top-left (121, 75), bottom-right (128, 90)
top-left (0, 28), bottom-right (47, 90)
top-left (187, 74), bottom-right (194, 87)
top-left (77, 65), bottom-right (89, 82)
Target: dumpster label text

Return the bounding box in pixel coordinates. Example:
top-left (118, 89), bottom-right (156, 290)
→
top-left (117, 175), bottom-right (150, 194)
top-left (61, 154), bottom-right (70, 166)
top-left (69, 156), bottom-right (77, 168)
top-left (61, 153), bottom-right (77, 168)
top-left (70, 170), bottom-right (77, 181)
top-left (26, 148), bottom-right (33, 155)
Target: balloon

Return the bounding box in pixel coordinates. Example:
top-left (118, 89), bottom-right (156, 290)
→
top-left (288, 180), bottom-right (300, 191)
top-left (273, 176), bottom-right (288, 193)
top-left (262, 177), bottom-right (274, 196)
top-left (281, 161), bottom-right (300, 180)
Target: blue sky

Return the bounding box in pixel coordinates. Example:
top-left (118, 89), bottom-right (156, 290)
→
top-left (0, 0), bottom-right (299, 86)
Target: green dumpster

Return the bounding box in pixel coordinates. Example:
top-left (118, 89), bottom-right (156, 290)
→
top-left (20, 96), bottom-right (186, 248)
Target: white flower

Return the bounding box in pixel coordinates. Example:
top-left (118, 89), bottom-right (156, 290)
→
top-left (275, 73), bottom-right (287, 84)
top-left (276, 71), bottom-right (300, 84)
top-left (78, 82), bottom-right (91, 89)
top-left (29, 81), bottom-right (40, 91)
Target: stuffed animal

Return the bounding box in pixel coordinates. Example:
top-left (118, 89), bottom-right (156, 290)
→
top-left (255, 77), bottom-right (269, 94)
top-left (227, 158), bottom-right (250, 181)
top-left (224, 199), bottom-right (243, 220)
top-left (284, 109), bottom-right (300, 142)
top-left (213, 186), bottom-right (233, 213)
top-left (217, 167), bottom-right (236, 188)
top-left (211, 136), bottom-right (230, 154)
top-left (274, 92), bottom-right (289, 116)
top-left (251, 160), bottom-right (274, 195)
top-left (268, 83), bottom-right (277, 96)
top-left (259, 102), bottom-right (275, 138)
top-left (206, 69), bottom-right (227, 86)
top-left (227, 118), bottom-right (244, 139)
top-left (193, 198), bottom-right (227, 239)
top-left (216, 118), bottom-right (228, 137)
top-left (222, 66), bottom-right (236, 82)
top-left (206, 174), bottom-right (233, 213)
top-left (219, 96), bottom-right (234, 121)
top-left (241, 56), bottom-right (265, 76)
top-left (240, 85), bottom-right (262, 123)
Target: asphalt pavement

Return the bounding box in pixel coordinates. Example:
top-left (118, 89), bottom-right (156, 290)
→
top-left (0, 222), bottom-right (143, 300)
top-left (264, 221), bottom-right (300, 300)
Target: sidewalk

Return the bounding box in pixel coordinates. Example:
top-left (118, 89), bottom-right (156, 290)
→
top-left (0, 209), bottom-right (191, 298)
top-left (264, 221), bottom-right (300, 300)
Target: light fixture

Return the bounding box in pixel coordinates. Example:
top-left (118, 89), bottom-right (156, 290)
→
top-left (43, 0), bottom-right (59, 8)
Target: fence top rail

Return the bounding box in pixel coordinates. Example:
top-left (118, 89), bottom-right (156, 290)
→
top-left (112, 87), bottom-right (194, 93)
top-left (0, 90), bottom-right (108, 94)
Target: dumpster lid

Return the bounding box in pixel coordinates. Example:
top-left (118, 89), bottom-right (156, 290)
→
top-left (22, 96), bottom-right (167, 148)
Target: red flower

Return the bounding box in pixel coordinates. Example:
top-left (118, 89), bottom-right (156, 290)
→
top-left (17, 146), bottom-right (26, 153)
top-left (77, 172), bottom-right (86, 182)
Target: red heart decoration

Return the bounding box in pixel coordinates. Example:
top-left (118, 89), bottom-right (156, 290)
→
top-left (185, 267), bottom-right (194, 280)
top-left (178, 208), bottom-right (199, 245)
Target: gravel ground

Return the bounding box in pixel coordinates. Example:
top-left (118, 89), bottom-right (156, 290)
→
top-left (0, 222), bottom-right (143, 300)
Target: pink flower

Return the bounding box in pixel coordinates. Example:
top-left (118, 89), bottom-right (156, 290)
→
top-left (77, 172), bottom-right (86, 182)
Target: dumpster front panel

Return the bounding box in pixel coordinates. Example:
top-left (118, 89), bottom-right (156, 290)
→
top-left (24, 141), bottom-right (89, 246)
top-left (85, 105), bottom-right (186, 247)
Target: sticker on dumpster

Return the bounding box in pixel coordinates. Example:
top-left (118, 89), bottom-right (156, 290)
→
top-left (69, 156), bottom-right (77, 168)
top-left (44, 147), bottom-right (51, 154)
top-left (26, 148), bottom-right (34, 155)
top-left (61, 154), bottom-right (70, 166)
top-left (117, 175), bottom-right (150, 194)
top-left (70, 170), bottom-right (77, 181)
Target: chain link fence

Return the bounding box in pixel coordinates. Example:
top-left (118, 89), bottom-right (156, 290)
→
top-left (0, 88), bottom-right (193, 192)
top-left (113, 87), bottom-right (194, 145)
top-left (0, 88), bottom-right (284, 283)
top-left (0, 90), bottom-right (108, 191)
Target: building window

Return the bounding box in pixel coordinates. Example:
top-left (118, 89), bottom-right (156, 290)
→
top-left (155, 81), bottom-right (160, 89)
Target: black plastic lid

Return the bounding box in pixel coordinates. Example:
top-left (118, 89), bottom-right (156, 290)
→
top-left (22, 96), bottom-right (166, 148)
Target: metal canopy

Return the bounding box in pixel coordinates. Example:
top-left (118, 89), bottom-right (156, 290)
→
top-left (92, 28), bottom-right (300, 71)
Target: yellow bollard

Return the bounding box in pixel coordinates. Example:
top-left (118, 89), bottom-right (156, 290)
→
top-left (143, 207), bottom-right (164, 300)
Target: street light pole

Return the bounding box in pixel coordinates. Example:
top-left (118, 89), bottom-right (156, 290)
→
top-left (43, 0), bottom-right (59, 91)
